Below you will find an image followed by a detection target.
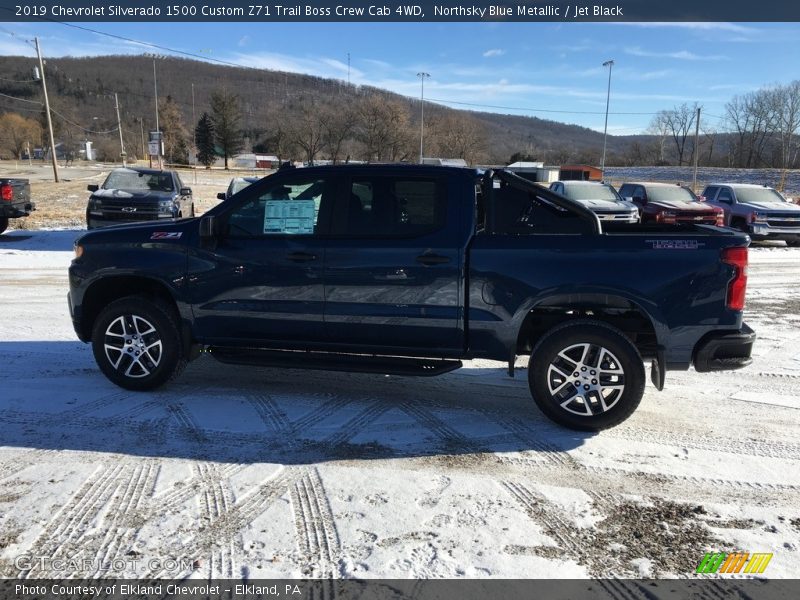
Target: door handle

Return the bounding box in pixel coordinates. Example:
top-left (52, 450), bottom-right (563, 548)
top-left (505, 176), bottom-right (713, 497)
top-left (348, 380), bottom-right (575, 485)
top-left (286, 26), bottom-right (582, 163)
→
top-left (286, 251), bottom-right (318, 262)
top-left (416, 253), bottom-right (450, 266)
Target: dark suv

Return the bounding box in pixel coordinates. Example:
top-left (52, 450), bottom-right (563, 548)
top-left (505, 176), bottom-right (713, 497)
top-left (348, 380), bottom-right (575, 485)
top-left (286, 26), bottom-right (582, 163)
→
top-left (86, 168), bottom-right (194, 229)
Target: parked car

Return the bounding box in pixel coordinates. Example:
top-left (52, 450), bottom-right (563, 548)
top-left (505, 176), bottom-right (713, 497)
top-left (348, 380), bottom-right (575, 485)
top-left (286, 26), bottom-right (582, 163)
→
top-left (68, 165), bottom-right (755, 431)
top-left (0, 178), bottom-right (34, 234)
top-left (549, 181), bottom-right (638, 223)
top-left (618, 182), bottom-right (723, 226)
top-left (217, 176), bottom-right (259, 201)
top-left (702, 183), bottom-right (800, 247)
top-left (86, 168), bottom-right (194, 230)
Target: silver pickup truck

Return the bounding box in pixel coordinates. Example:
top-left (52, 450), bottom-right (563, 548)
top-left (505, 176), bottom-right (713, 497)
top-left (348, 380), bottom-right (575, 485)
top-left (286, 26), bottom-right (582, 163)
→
top-left (702, 183), bottom-right (800, 246)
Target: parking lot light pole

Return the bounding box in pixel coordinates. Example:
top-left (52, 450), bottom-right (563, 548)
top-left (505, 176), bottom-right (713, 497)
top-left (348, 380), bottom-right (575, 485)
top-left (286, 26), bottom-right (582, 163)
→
top-left (417, 72), bottom-right (430, 163)
top-left (601, 59), bottom-right (614, 176)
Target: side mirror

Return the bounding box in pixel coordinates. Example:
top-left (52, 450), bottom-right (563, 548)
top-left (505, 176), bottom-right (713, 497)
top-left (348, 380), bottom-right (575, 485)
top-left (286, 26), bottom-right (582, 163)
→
top-left (199, 215), bottom-right (218, 239)
top-left (216, 192), bottom-right (226, 200)
top-left (622, 196), bottom-right (633, 202)
top-left (180, 187), bottom-right (192, 195)
top-left (87, 184), bottom-right (99, 192)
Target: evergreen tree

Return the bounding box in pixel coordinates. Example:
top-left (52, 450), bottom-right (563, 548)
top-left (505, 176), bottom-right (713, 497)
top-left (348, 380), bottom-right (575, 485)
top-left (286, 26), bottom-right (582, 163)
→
top-left (195, 112), bottom-right (216, 168)
top-left (209, 90), bottom-right (244, 169)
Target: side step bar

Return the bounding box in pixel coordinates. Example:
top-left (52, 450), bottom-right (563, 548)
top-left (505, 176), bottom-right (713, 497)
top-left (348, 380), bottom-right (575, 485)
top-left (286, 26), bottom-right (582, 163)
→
top-left (208, 347), bottom-right (463, 377)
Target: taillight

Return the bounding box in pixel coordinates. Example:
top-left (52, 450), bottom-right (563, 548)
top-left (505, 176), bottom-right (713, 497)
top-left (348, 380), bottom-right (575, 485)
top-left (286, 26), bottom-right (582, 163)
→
top-left (0, 184), bottom-right (12, 202)
top-left (722, 246), bottom-right (748, 311)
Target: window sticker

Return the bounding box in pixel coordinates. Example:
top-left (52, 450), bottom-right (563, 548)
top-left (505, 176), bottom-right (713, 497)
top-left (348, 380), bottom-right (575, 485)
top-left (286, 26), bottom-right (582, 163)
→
top-left (263, 199), bottom-right (316, 234)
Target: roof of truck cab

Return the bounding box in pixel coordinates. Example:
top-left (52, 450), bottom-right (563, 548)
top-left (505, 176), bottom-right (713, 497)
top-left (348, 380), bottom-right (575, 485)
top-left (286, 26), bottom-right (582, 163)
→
top-left (288, 164), bottom-right (481, 176)
top-left (705, 183), bottom-right (776, 189)
top-left (621, 182), bottom-right (690, 187)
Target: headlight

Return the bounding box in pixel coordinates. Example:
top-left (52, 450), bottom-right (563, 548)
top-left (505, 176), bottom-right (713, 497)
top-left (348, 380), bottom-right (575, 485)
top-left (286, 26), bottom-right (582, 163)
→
top-left (662, 211), bottom-right (677, 218)
top-left (158, 200), bottom-right (174, 213)
top-left (89, 197), bottom-right (102, 209)
top-left (750, 212), bottom-right (768, 223)
top-left (73, 243), bottom-right (84, 259)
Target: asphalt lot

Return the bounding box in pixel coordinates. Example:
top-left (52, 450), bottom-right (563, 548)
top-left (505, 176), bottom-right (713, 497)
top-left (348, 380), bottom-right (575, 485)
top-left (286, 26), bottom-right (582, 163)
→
top-left (0, 230), bottom-right (799, 579)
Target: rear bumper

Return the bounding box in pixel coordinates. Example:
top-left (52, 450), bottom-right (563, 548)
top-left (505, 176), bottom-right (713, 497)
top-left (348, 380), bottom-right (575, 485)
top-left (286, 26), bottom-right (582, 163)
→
top-left (693, 323), bottom-right (756, 372)
top-left (0, 201), bottom-right (35, 218)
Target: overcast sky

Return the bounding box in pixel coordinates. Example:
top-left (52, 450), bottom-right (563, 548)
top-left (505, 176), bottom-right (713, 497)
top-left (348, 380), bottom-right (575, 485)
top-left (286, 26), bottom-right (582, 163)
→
top-left (1, 21), bottom-right (798, 134)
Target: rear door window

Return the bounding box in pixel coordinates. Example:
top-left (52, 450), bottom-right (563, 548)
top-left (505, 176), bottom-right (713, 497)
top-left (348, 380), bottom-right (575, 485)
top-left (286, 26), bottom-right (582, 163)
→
top-left (336, 177), bottom-right (445, 237)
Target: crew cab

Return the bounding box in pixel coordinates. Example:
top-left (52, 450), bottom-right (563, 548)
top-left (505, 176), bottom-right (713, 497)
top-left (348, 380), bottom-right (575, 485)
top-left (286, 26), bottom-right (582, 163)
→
top-left (68, 166), bottom-right (755, 430)
top-left (702, 183), bottom-right (800, 247)
top-left (618, 182), bottom-right (723, 226)
top-left (549, 181), bottom-right (638, 223)
top-left (0, 178), bottom-right (34, 234)
top-left (86, 167), bottom-right (194, 230)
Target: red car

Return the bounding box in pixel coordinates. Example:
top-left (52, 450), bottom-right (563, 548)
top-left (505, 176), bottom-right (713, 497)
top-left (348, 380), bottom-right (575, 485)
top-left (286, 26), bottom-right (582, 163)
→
top-left (618, 182), bottom-right (723, 226)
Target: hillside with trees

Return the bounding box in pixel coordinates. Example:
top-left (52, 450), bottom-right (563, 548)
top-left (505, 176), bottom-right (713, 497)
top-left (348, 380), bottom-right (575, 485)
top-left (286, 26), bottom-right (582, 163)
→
top-left (1, 54), bottom-right (799, 171)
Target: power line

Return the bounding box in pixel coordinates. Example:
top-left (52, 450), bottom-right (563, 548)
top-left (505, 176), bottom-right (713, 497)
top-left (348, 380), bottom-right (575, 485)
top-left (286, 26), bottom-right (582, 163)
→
top-left (0, 75), bottom-right (36, 84)
top-left (426, 97), bottom-right (661, 116)
top-left (0, 91), bottom-right (42, 105)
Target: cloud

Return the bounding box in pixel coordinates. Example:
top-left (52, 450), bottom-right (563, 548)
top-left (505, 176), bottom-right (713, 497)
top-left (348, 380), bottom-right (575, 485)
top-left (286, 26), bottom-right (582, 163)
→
top-left (482, 48), bottom-right (505, 57)
top-left (228, 51), bottom-right (364, 80)
top-left (616, 22), bottom-right (758, 34)
top-left (625, 46), bottom-right (728, 61)
top-left (238, 36), bottom-right (250, 47)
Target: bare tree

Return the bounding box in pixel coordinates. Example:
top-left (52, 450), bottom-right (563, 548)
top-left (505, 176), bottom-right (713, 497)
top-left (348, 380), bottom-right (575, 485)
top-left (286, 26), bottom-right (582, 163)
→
top-left (651, 103), bottom-right (699, 166)
top-left (355, 95), bottom-right (414, 162)
top-left (320, 103), bottom-right (356, 164)
top-left (0, 113), bottom-right (43, 159)
top-left (286, 97), bottom-right (325, 165)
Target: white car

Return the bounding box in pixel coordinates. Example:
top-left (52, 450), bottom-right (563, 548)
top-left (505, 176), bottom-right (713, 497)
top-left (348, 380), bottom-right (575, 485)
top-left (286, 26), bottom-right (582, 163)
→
top-left (550, 181), bottom-right (639, 223)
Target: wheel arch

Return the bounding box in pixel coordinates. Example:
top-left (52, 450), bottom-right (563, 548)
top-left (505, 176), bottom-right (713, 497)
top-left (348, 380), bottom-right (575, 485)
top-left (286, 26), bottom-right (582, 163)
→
top-left (514, 292), bottom-right (662, 360)
top-left (79, 276), bottom-right (188, 349)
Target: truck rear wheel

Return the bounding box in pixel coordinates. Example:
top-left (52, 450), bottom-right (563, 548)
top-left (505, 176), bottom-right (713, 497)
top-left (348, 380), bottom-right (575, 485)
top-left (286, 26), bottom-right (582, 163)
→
top-left (528, 320), bottom-right (645, 431)
top-left (0, 217), bottom-right (8, 234)
top-left (91, 295), bottom-right (186, 391)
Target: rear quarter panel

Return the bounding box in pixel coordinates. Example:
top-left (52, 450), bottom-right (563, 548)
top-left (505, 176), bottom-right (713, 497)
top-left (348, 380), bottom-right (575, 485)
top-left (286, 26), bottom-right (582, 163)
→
top-left (467, 230), bottom-right (747, 368)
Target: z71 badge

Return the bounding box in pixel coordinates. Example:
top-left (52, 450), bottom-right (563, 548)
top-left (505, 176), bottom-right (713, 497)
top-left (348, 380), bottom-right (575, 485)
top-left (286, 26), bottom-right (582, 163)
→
top-left (150, 232), bottom-right (183, 240)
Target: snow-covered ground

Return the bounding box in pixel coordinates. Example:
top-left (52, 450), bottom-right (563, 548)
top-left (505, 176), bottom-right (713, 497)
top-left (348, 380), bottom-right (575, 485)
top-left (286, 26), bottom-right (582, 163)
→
top-left (1, 230), bottom-right (799, 579)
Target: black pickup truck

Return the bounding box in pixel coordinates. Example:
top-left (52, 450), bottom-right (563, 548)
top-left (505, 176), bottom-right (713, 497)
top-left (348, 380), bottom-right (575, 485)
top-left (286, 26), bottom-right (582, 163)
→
top-left (68, 165), bottom-right (755, 430)
top-left (0, 178), bottom-right (34, 234)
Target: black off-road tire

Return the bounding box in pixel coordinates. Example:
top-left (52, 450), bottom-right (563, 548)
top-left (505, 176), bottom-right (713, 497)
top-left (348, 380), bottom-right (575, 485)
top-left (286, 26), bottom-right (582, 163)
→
top-left (91, 295), bottom-right (186, 391)
top-left (786, 239), bottom-right (800, 247)
top-left (528, 319), bottom-right (645, 431)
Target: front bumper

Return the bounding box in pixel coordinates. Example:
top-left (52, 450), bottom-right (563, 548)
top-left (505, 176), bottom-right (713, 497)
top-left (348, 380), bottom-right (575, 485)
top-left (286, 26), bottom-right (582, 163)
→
top-left (693, 323), bottom-right (756, 372)
top-left (87, 212), bottom-right (173, 229)
top-left (749, 223), bottom-right (800, 240)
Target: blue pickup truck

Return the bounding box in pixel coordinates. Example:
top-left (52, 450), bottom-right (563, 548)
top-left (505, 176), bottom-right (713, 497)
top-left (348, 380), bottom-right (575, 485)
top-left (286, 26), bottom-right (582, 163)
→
top-left (68, 165), bottom-right (755, 430)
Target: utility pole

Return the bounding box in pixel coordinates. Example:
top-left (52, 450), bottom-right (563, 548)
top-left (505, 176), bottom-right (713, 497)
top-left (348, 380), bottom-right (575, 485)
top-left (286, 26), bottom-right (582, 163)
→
top-left (601, 59), bottom-right (614, 175)
top-left (114, 93), bottom-right (126, 167)
top-left (692, 106), bottom-right (701, 193)
top-left (417, 72), bottom-right (430, 164)
top-left (139, 118), bottom-right (145, 162)
top-left (191, 82), bottom-right (197, 183)
top-left (347, 53), bottom-right (350, 85)
top-left (153, 58), bottom-right (162, 169)
top-left (34, 37), bottom-right (59, 182)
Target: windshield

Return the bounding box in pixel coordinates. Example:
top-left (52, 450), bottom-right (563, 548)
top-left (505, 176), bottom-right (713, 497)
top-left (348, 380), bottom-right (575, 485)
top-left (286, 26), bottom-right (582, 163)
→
top-left (735, 187), bottom-right (788, 204)
top-left (103, 170), bottom-right (174, 192)
top-left (562, 184), bottom-right (620, 201)
top-left (231, 179), bottom-right (257, 195)
top-left (647, 186), bottom-right (697, 203)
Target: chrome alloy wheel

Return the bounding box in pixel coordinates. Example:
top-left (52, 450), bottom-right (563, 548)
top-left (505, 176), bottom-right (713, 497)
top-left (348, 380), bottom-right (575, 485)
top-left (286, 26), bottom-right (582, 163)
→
top-left (546, 343), bottom-right (626, 416)
top-left (103, 314), bottom-right (163, 378)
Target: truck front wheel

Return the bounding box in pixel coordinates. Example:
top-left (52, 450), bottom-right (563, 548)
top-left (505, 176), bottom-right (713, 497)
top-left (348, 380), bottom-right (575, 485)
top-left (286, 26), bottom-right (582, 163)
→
top-left (528, 320), bottom-right (645, 431)
top-left (90, 295), bottom-right (186, 391)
